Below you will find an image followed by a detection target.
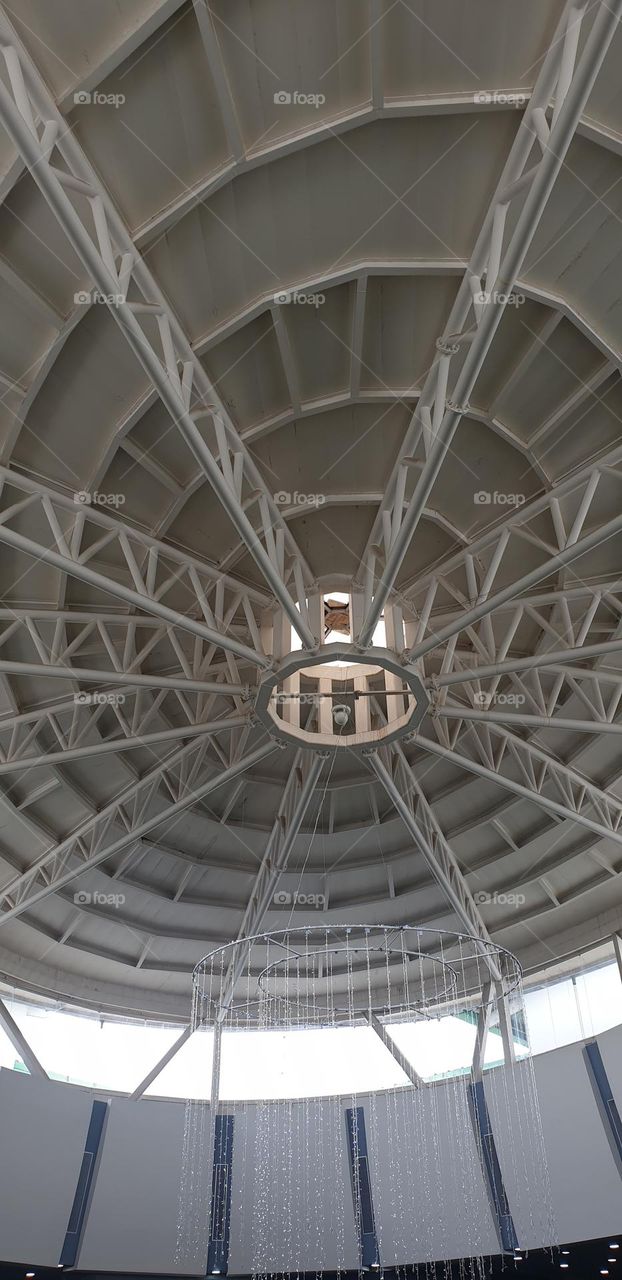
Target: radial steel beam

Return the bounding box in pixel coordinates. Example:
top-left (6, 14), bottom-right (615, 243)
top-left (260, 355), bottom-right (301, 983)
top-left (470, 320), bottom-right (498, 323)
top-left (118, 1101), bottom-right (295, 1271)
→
top-left (366, 749), bottom-right (502, 982)
top-left (0, 660), bottom-right (241, 693)
top-left (366, 1012), bottom-right (424, 1087)
top-left (0, 712), bottom-right (249, 774)
top-left (0, 15), bottom-right (315, 647)
top-left (0, 995), bottom-right (48, 1077)
top-left (0, 738), bottom-right (278, 925)
top-left (471, 982), bottom-right (493, 1082)
top-left (416, 729), bottom-right (622, 847)
top-left (409, 508), bottom-right (622, 664)
top-left (430, 639), bottom-right (622, 687)
top-left (0, 468), bottom-right (269, 667)
top-left (435, 705), bottom-right (622, 737)
top-left (129, 1024), bottom-right (192, 1101)
top-left (0, 607), bottom-right (254, 692)
top-left (216, 751), bottom-right (325, 1018)
top-left (356, 0), bottom-right (622, 644)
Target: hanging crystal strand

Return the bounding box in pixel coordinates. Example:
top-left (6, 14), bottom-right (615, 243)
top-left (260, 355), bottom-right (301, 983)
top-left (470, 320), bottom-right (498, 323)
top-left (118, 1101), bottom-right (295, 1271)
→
top-left (456, 931), bottom-right (478, 1266)
top-left (386, 927), bottom-right (407, 1267)
top-left (487, 955), bottom-right (518, 1270)
top-left (344, 928), bottom-right (362, 1280)
top-left (252, 936), bottom-right (266, 1280)
top-left (526, 976), bottom-right (557, 1252)
top-left (328, 932), bottom-right (346, 1278)
top-left (403, 927), bottom-right (426, 1267)
top-left (363, 928), bottom-right (382, 1266)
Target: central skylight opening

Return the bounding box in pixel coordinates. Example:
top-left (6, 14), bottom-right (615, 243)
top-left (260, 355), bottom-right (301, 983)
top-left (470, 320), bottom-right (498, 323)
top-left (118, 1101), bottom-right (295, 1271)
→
top-left (291, 592), bottom-right (386, 662)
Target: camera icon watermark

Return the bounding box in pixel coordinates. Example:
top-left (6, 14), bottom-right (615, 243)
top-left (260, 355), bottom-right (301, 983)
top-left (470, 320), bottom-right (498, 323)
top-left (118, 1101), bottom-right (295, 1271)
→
top-left (273, 889), bottom-right (326, 909)
top-left (474, 490), bottom-right (525, 507)
top-left (274, 490), bottom-right (326, 508)
top-left (474, 889), bottom-right (526, 907)
top-left (273, 90), bottom-right (326, 109)
top-left (73, 90), bottom-right (125, 108)
top-left (274, 289), bottom-right (325, 308)
top-left (73, 890), bottom-right (126, 907)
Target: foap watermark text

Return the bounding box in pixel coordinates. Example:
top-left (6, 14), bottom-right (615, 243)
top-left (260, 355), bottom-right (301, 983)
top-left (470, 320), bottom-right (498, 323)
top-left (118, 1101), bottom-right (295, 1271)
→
top-left (74, 90), bottom-right (125, 108)
top-left (74, 490), bottom-right (125, 508)
top-left (474, 490), bottom-right (525, 507)
top-left (273, 890), bottom-right (326, 910)
top-left (473, 692), bottom-right (525, 708)
top-left (274, 289), bottom-right (325, 308)
top-left (74, 890), bottom-right (125, 907)
top-left (274, 90), bottom-right (326, 109)
top-left (474, 890), bottom-right (525, 907)
top-left (274, 490), bottom-right (325, 508)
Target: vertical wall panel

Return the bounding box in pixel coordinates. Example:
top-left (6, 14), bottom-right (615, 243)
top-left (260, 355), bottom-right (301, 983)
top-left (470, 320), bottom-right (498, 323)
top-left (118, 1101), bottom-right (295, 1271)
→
top-left (0, 1070), bottom-right (93, 1265)
top-left (227, 1098), bottom-right (359, 1275)
top-left (486, 1045), bottom-right (622, 1246)
top-left (78, 1097), bottom-right (200, 1274)
top-left (363, 1087), bottom-right (499, 1264)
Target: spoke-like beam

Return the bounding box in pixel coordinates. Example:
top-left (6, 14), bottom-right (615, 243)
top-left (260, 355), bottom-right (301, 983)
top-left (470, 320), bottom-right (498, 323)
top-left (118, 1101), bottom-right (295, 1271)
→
top-left (0, 607), bottom-right (257, 692)
top-left (0, 469), bottom-right (269, 668)
top-left (0, 702), bottom-right (248, 774)
top-left (0, 738), bottom-right (278, 925)
top-left (435, 705), bottom-right (622, 737)
top-left (129, 1024), bottom-right (192, 1101)
top-left (430, 640), bottom-right (622, 688)
top-left (417, 726), bottom-right (622, 847)
top-left (0, 996), bottom-right (48, 1077)
top-left (0, 13), bottom-right (315, 647)
top-left (356, 0), bottom-right (622, 644)
top-left (409, 498), bottom-right (622, 665)
top-left (367, 1012), bottom-right (424, 1087)
top-left (217, 751), bottom-right (325, 1018)
top-left (471, 982), bottom-right (492, 1082)
top-left (400, 450), bottom-right (622, 668)
top-left (366, 747), bottom-right (502, 982)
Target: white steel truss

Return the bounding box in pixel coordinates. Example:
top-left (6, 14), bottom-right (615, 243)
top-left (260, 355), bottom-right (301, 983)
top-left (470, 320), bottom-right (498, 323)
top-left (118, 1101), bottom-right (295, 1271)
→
top-left (0, 694), bottom-right (249, 774)
top-left (0, 608), bottom-right (254, 694)
top-left (0, 468), bottom-right (271, 668)
top-left (417, 723), bottom-right (622, 847)
top-left (0, 737), bottom-right (278, 925)
top-left (366, 746), bottom-right (502, 981)
top-left (217, 751), bottom-right (326, 1018)
top-left (355, 0), bottom-right (622, 645)
top-left (404, 454), bottom-right (622, 664)
top-left (0, 10), bottom-right (315, 648)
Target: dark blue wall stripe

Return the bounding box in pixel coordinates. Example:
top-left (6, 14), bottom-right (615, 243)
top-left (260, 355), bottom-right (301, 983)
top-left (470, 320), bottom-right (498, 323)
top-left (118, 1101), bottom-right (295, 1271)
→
top-left (468, 1080), bottom-right (518, 1254)
top-left (206, 1114), bottom-right (234, 1276)
top-left (60, 1099), bottom-right (108, 1267)
top-left (345, 1106), bottom-right (380, 1271)
top-left (584, 1040), bottom-right (622, 1175)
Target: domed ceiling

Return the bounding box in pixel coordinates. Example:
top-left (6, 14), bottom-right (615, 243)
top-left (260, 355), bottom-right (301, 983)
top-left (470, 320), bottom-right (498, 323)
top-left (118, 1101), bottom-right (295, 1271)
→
top-left (0, 0), bottom-right (619, 1021)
